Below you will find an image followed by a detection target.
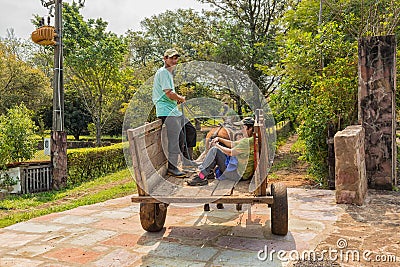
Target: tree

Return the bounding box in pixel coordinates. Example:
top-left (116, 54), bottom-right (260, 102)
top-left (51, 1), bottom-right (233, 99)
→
top-left (0, 103), bottom-right (38, 167)
top-left (198, 0), bottom-right (296, 99)
top-left (266, 0), bottom-right (400, 183)
top-left (64, 89), bottom-right (91, 140)
top-left (125, 8), bottom-right (219, 84)
top-left (62, 3), bottom-right (129, 145)
top-left (125, 8), bottom-right (256, 115)
top-left (0, 41), bottom-right (52, 116)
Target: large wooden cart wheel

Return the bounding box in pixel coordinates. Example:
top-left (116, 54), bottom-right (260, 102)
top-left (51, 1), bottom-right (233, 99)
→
top-left (140, 203), bottom-right (168, 232)
top-left (270, 183), bottom-right (288, 236)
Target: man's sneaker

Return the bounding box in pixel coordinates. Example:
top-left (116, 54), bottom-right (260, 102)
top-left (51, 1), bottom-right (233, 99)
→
top-left (187, 175), bottom-right (208, 186)
top-left (167, 167), bottom-right (186, 178)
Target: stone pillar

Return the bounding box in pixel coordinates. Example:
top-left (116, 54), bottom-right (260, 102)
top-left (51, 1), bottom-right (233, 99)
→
top-left (334, 125), bottom-right (367, 205)
top-left (358, 35), bottom-right (397, 190)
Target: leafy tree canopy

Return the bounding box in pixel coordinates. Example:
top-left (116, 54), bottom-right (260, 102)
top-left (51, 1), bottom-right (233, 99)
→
top-left (0, 41), bottom-right (52, 116)
top-left (0, 103), bottom-right (38, 167)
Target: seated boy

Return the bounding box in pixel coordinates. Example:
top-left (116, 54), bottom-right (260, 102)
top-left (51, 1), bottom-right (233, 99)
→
top-left (187, 117), bottom-right (255, 186)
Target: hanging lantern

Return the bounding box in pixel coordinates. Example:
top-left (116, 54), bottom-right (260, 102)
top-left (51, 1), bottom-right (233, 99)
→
top-left (31, 25), bottom-right (56, 46)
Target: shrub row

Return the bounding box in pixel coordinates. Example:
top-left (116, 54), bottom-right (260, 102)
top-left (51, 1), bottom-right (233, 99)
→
top-left (67, 142), bottom-right (127, 186)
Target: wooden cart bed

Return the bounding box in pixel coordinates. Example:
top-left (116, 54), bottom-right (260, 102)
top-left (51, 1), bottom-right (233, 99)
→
top-left (126, 109), bottom-right (288, 235)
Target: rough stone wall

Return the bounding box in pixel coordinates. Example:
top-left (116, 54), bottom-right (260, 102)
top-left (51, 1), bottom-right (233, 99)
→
top-left (334, 125), bottom-right (367, 205)
top-left (358, 35), bottom-right (397, 189)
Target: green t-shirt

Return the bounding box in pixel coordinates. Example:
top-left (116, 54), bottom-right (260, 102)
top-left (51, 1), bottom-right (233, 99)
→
top-left (234, 136), bottom-right (254, 180)
top-left (152, 67), bottom-right (182, 117)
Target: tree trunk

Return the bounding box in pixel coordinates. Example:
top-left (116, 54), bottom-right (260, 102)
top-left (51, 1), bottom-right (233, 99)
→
top-left (96, 118), bottom-right (101, 147)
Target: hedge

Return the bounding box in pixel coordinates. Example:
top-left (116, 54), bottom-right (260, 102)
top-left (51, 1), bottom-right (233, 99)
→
top-left (67, 142), bottom-right (127, 186)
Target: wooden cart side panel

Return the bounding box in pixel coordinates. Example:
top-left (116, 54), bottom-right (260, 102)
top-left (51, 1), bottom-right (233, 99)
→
top-left (257, 121), bottom-right (268, 196)
top-left (134, 132), bottom-right (167, 180)
top-left (128, 120), bottom-right (163, 139)
top-left (146, 165), bottom-right (169, 196)
top-left (127, 129), bottom-right (147, 196)
top-left (127, 119), bottom-right (167, 196)
top-left (250, 110), bottom-right (268, 196)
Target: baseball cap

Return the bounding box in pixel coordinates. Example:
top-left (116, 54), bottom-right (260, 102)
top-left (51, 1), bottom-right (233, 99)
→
top-left (164, 48), bottom-right (180, 57)
top-left (234, 117), bottom-right (255, 126)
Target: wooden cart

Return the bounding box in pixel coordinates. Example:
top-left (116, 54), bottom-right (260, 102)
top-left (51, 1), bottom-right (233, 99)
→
top-left (127, 109), bottom-right (288, 235)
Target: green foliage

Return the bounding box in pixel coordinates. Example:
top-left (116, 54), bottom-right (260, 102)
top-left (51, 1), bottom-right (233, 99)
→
top-left (199, 0), bottom-right (290, 95)
top-left (268, 2), bottom-right (361, 183)
top-left (270, 157), bottom-right (297, 172)
top-left (128, 8), bottom-right (217, 64)
top-left (67, 143), bottom-right (126, 186)
top-left (0, 41), bottom-right (52, 116)
top-left (322, 0), bottom-right (400, 38)
top-left (0, 172), bottom-right (18, 189)
top-left (64, 89), bottom-right (92, 140)
top-left (0, 104), bottom-right (38, 167)
top-left (62, 3), bottom-right (130, 146)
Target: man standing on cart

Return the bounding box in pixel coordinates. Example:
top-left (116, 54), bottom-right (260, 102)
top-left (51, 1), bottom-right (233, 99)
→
top-left (152, 48), bottom-right (197, 177)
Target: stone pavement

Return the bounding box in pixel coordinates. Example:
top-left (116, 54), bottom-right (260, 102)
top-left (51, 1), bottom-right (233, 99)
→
top-left (0, 188), bottom-right (399, 267)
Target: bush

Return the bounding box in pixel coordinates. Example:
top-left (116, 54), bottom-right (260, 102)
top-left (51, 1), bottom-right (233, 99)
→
top-left (0, 103), bottom-right (38, 168)
top-left (67, 142), bottom-right (126, 186)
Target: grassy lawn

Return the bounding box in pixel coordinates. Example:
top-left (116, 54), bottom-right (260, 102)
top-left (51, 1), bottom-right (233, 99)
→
top-left (0, 169), bottom-right (136, 228)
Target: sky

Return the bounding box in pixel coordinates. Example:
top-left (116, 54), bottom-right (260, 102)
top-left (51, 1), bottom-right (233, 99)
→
top-left (0, 0), bottom-right (211, 39)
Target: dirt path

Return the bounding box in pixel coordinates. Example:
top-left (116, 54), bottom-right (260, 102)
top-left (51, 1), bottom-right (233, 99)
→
top-left (269, 134), bottom-right (317, 188)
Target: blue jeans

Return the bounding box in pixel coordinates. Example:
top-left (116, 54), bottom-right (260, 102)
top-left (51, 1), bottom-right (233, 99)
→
top-left (199, 147), bottom-right (240, 181)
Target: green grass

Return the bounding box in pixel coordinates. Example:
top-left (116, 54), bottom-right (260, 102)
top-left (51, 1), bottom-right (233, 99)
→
top-left (270, 157), bottom-right (297, 172)
top-left (0, 169), bottom-right (136, 228)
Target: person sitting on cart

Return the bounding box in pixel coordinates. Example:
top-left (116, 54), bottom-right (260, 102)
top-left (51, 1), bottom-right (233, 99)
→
top-left (187, 117), bottom-right (255, 186)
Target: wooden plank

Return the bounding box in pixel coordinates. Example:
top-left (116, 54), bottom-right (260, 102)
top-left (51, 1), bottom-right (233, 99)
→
top-left (150, 174), bottom-right (221, 199)
top-left (127, 120), bottom-right (168, 196)
top-left (257, 119), bottom-right (268, 196)
top-left (131, 130), bottom-right (167, 180)
top-left (212, 179), bottom-right (237, 196)
top-left (131, 195), bottom-right (274, 204)
top-left (133, 130), bottom-right (163, 152)
top-left (251, 110), bottom-right (268, 196)
top-left (145, 132), bottom-right (164, 155)
top-left (145, 130), bottom-right (163, 148)
top-left (128, 132), bottom-right (147, 196)
top-left (141, 150), bottom-right (167, 179)
top-left (150, 180), bottom-right (180, 196)
top-left (195, 180), bottom-right (219, 197)
top-left (126, 120), bottom-right (163, 139)
top-left (146, 166), bottom-right (173, 195)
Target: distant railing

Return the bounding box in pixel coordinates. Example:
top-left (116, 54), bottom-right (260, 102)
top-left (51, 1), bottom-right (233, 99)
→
top-left (5, 161), bottom-right (53, 194)
top-left (20, 162), bottom-right (52, 194)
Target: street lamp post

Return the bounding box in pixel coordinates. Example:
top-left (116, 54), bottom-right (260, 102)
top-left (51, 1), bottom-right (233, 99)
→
top-left (34, 0), bottom-right (86, 189)
top-left (51, 0), bottom-right (67, 190)
top-left (34, 0), bottom-right (67, 189)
